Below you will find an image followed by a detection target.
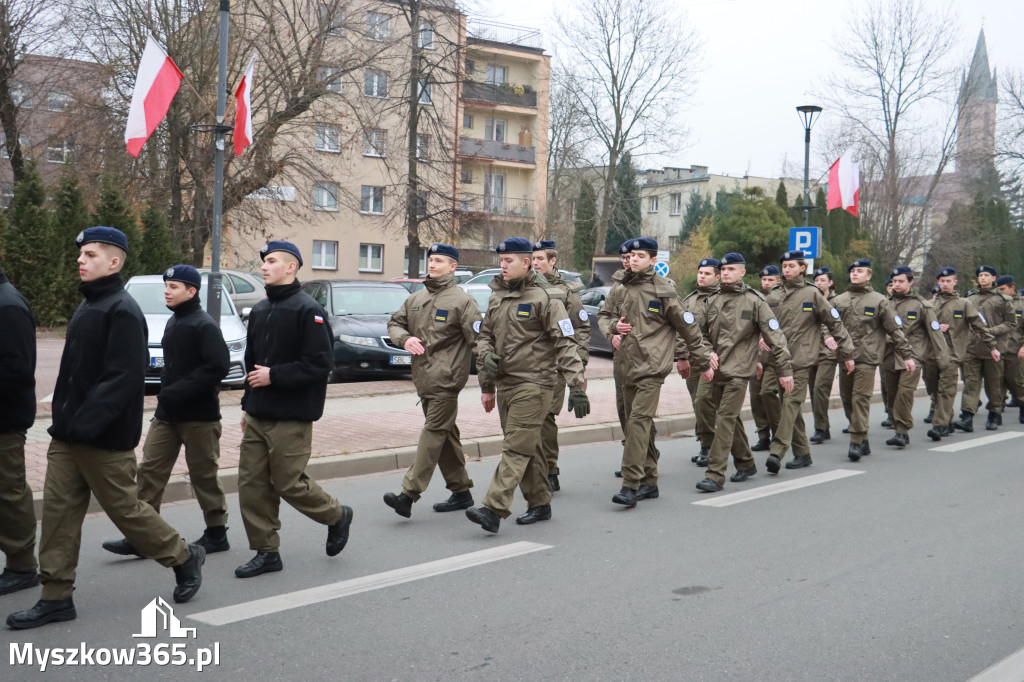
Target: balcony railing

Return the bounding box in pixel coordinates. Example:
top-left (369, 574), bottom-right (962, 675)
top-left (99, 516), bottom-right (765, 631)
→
top-left (462, 80), bottom-right (537, 108)
top-left (467, 19), bottom-right (543, 50)
top-left (459, 137), bottom-right (536, 164)
top-left (459, 193), bottom-right (535, 219)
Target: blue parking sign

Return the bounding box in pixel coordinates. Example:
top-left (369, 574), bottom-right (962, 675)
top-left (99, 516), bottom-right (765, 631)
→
top-left (789, 227), bottom-right (822, 258)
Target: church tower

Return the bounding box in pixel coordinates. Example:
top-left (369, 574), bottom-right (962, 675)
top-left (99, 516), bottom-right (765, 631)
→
top-left (956, 29), bottom-right (998, 180)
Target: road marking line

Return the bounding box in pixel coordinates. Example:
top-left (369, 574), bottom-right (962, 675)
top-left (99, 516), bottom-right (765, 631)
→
top-left (692, 469), bottom-right (864, 508)
top-left (968, 645), bottom-right (1024, 682)
top-left (39, 393), bottom-right (53, 404)
top-left (929, 432), bottom-right (1024, 453)
top-left (188, 541), bottom-right (552, 626)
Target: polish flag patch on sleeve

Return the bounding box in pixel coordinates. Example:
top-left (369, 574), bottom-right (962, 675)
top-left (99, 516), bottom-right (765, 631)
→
top-left (314, 315), bottom-right (324, 324)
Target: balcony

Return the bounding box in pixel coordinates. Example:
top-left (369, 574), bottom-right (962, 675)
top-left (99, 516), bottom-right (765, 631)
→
top-left (459, 137), bottom-right (535, 164)
top-left (462, 80), bottom-right (537, 108)
top-left (459, 193), bottom-right (534, 220)
top-left (467, 19), bottom-right (543, 51)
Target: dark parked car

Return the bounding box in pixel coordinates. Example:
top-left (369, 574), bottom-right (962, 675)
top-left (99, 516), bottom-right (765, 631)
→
top-left (580, 286), bottom-right (613, 355)
top-left (300, 280), bottom-right (412, 381)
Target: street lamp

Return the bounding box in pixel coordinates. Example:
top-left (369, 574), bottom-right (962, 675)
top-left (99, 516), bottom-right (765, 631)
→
top-left (796, 104), bottom-right (823, 228)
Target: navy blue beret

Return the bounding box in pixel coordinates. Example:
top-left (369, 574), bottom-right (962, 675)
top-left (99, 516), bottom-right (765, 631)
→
top-left (936, 267), bottom-right (956, 279)
top-left (619, 241), bottom-right (632, 256)
top-left (779, 250), bottom-right (806, 262)
top-left (532, 239), bottom-right (556, 251)
top-left (721, 252), bottom-right (745, 265)
top-left (976, 264), bottom-right (997, 277)
top-left (76, 226), bottom-right (129, 253)
top-left (626, 237), bottom-right (658, 252)
top-left (996, 274), bottom-right (1015, 286)
top-left (848, 258), bottom-right (872, 272)
top-left (698, 257), bottom-right (721, 269)
top-left (813, 266), bottom-right (832, 277)
top-left (260, 240), bottom-right (303, 267)
top-left (163, 264), bottom-right (201, 290)
top-left (496, 237), bottom-right (533, 254)
top-left (890, 265), bottom-right (913, 278)
top-left (759, 265), bottom-right (781, 277)
top-left (428, 243), bottom-right (460, 261)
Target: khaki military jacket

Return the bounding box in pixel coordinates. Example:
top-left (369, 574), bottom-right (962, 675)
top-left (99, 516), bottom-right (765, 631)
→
top-left (674, 283), bottom-right (719, 358)
top-left (1011, 293), bottom-right (1024, 346)
top-left (932, 291), bottom-right (994, 364)
top-left (833, 283), bottom-right (913, 366)
top-left (388, 273), bottom-right (483, 398)
top-left (597, 266), bottom-right (709, 381)
top-left (766, 276), bottom-right (854, 371)
top-left (475, 270), bottom-right (584, 393)
top-left (705, 282), bottom-right (792, 380)
top-left (817, 290), bottom-right (839, 363)
top-left (884, 291), bottom-right (951, 369)
top-left (603, 269), bottom-right (627, 358)
top-left (966, 287), bottom-right (1019, 357)
top-left (544, 270), bottom-right (590, 366)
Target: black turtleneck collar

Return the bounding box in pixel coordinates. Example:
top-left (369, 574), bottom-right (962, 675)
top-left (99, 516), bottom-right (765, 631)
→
top-left (424, 272), bottom-right (455, 292)
top-left (265, 280), bottom-right (302, 301)
top-left (169, 296), bottom-right (202, 316)
top-left (79, 273), bottom-right (123, 301)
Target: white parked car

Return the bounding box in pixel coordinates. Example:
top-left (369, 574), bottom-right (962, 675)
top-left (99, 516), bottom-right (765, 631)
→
top-left (125, 275), bottom-right (248, 387)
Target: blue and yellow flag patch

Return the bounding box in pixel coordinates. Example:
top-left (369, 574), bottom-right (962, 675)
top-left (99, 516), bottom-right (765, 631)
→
top-left (647, 300), bottom-right (662, 314)
top-left (907, 311), bottom-right (918, 321)
top-left (864, 306), bottom-right (875, 316)
top-left (517, 303), bottom-right (531, 318)
top-left (953, 310), bottom-right (964, 319)
top-left (434, 309), bottom-right (448, 323)
top-left (802, 302), bottom-right (814, 312)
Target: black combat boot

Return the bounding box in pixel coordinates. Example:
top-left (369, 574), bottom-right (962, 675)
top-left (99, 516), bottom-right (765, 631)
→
top-left (433, 490), bottom-right (473, 512)
top-left (751, 438), bottom-right (770, 452)
top-left (695, 447), bottom-right (710, 467)
top-left (235, 551), bottom-right (283, 578)
top-left (6, 599), bottom-right (77, 630)
top-left (924, 409), bottom-right (934, 423)
top-left (765, 454), bottom-right (781, 474)
top-left (985, 411), bottom-right (1000, 431)
top-left (885, 432), bottom-right (909, 448)
top-left (172, 544), bottom-right (206, 603)
top-left (194, 526), bottom-right (230, 553)
top-left (515, 505), bottom-right (552, 525)
top-left (326, 506), bottom-right (354, 556)
top-left (383, 492), bottom-right (414, 518)
top-left (881, 415), bottom-right (894, 428)
top-left (1019, 405), bottom-right (1024, 424)
top-left (101, 538), bottom-right (141, 557)
top-left (786, 454), bottom-right (813, 469)
top-left (809, 429), bottom-right (830, 444)
top-left (547, 474), bottom-right (560, 492)
top-left (612, 487), bottom-right (638, 508)
top-left (636, 484), bottom-right (660, 500)
top-left (848, 442), bottom-right (864, 461)
top-left (0, 569), bottom-right (38, 596)
top-left (953, 411), bottom-right (974, 432)
top-left (466, 506), bottom-right (500, 532)
top-left (926, 427), bottom-right (942, 442)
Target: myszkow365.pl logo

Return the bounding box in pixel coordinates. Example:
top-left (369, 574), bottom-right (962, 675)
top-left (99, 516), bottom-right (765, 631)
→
top-left (9, 597), bottom-right (221, 672)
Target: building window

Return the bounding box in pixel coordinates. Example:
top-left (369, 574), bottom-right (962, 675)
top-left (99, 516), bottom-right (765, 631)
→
top-left (670, 193), bottom-right (682, 215)
top-left (47, 91), bottom-right (71, 112)
top-left (47, 138), bottom-right (73, 164)
top-left (364, 69), bottom-right (388, 97)
top-left (319, 4), bottom-right (344, 36)
top-left (416, 133), bottom-right (430, 160)
top-left (460, 167), bottom-right (472, 184)
top-left (363, 128), bottom-right (386, 157)
top-left (360, 185), bottom-right (384, 214)
top-left (318, 67), bottom-right (341, 93)
top-left (463, 113), bottom-right (473, 130)
top-left (418, 79), bottom-right (432, 105)
top-left (485, 64), bottom-right (507, 85)
top-left (315, 124), bottom-right (341, 153)
top-left (0, 134), bottom-right (30, 159)
top-left (359, 243), bottom-right (384, 272)
top-left (0, 182), bottom-right (13, 208)
top-left (484, 118), bottom-right (506, 143)
top-left (404, 247), bottom-right (427, 275)
top-left (647, 196), bottom-right (659, 213)
top-left (313, 182), bottom-right (339, 211)
top-left (465, 59), bottom-right (476, 75)
top-left (419, 21), bottom-right (434, 49)
top-left (312, 240), bottom-right (338, 269)
top-left (366, 12), bottom-right (389, 41)
top-left (10, 82), bottom-right (30, 108)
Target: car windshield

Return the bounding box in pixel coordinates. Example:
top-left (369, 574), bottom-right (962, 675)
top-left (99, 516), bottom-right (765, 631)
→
top-left (126, 278), bottom-right (237, 316)
top-left (331, 286), bottom-right (409, 316)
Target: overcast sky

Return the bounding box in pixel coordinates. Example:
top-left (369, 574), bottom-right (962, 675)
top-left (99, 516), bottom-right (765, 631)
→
top-left (476, 0), bottom-right (1024, 181)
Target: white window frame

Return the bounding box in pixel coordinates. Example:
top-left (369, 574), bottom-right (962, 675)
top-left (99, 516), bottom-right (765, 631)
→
top-left (360, 185), bottom-right (384, 214)
top-left (670, 193), bottom-right (682, 215)
top-left (318, 67), bottom-right (341, 93)
top-left (10, 82), bottom-right (30, 108)
top-left (312, 240), bottom-right (338, 270)
top-left (484, 118), bottom-right (506, 143)
top-left (359, 243), bottom-right (384, 272)
top-left (364, 69), bottom-right (388, 98)
top-left (47, 91), bottom-right (71, 112)
top-left (363, 128), bottom-right (386, 157)
top-left (463, 113), bottom-right (474, 130)
top-left (315, 124), bottom-right (341, 153)
top-left (366, 12), bottom-right (389, 41)
top-left (419, 21), bottom-right (434, 49)
top-left (418, 78), bottom-right (432, 105)
top-left (460, 167), bottom-right (472, 184)
top-left (648, 195), bottom-right (659, 213)
top-left (416, 133), bottom-right (431, 161)
top-left (485, 64), bottom-right (507, 85)
top-left (47, 138), bottom-right (72, 164)
top-left (0, 134), bottom-right (29, 159)
top-left (313, 182), bottom-right (339, 211)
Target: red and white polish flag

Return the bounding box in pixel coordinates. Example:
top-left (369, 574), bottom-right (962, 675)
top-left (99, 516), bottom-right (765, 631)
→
top-left (125, 35), bottom-right (184, 158)
top-left (826, 151), bottom-right (860, 217)
top-left (233, 55), bottom-right (255, 157)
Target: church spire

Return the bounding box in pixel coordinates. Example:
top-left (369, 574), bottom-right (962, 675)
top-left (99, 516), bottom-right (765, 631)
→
top-left (961, 28), bottom-right (998, 104)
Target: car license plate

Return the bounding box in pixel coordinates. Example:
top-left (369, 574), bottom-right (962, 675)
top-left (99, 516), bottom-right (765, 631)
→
top-left (390, 355), bottom-right (412, 366)
top-left (150, 357), bottom-right (164, 369)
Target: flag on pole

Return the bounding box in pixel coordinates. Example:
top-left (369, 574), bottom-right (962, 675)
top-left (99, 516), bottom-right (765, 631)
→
top-left (233, 55), bottom-right (255, 157)
top-left (826, 151), bottom-right (860, 217)
top-left (125, 35), bottom-right (184, 157)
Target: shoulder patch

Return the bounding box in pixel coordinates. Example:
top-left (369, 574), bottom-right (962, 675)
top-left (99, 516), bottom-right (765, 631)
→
top-left (930, 320), bottom-right (940, 331)
top-left (579, 309), bottom-right (589, 322)
top-left (473, 320), bottom-right (481, 333)
top-left (894, 315), bottom-right (902, 326)
top-left (314, 314), bottom-right (324, 324)
top-left (683, 311), bottom-right (696, 324)
top-left (558, 318), bottom-right (575, 336)
top-left (767, 318), bottom-right (780, 331)
top-left (831, 308), bottom-right (840, 319)
top-left (978, 312), bottom-right (987, 324)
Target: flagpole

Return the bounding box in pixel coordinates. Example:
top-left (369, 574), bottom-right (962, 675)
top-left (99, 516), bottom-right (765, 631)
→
top-left (206, 0), bottom-right (231, 321)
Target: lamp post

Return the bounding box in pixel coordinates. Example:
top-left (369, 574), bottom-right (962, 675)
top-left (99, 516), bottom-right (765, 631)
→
top-left (796, 105), bottom-right (822, 228)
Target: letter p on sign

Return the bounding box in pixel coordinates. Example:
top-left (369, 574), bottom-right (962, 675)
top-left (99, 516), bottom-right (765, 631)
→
top-left (788, 227), bottom-right (822, 259)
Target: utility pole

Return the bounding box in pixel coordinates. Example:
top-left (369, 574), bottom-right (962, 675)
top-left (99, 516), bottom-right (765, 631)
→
top-left (796, 105), bottom-right (822, 228)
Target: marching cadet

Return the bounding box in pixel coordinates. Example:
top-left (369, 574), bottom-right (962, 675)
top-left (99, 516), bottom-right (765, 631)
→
top-left (955, 265), bottom-right (1017, 432)
top-left (683, 258), bottom-right (723, 468)
top-left (928, 267), bottom-right (998, 440)
top-left (102, 265), bottom-right (231, 556)
top-left (697, 253), bottom-right (792, 493)
top-left (235, 241), bottom-right (352, 578)
top-left (599, 238), bottom-right (711, 507)
top-left (7, 227), bottom-right (205, 631)
top-left (763, 251), bottom-right (854, 472)
top-left (832, 259), bottom-right (915, 461)
top-left (467, 238), bottom-right (589, 533)
top-left (994, 275), bottom-right (1024, 423)
top-left (882, 266), bottom-right (950, 446)
top-left (750, 265), bottom-right (782, 451)
top-left (808, 266), bottom-right (839, 444)
top-left (0, 263), bottom-right (38, 597)
top-left (383, 244), bottom-right (481, 518)
top-left (880, 277), bottom-right (897, 429)
top-left (532, 240), bottom-right (590, 492)
top-left (608, 242), bottom-right (632, 478)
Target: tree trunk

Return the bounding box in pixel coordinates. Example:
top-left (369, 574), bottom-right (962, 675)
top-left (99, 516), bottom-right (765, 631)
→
top-left (594, 150), bottom-right (619, 255)
top-left (405, 0), bottom-right (423, 279)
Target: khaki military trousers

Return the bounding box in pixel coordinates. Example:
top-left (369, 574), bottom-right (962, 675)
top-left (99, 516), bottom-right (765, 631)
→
top-left (1003, 354), bottom-right (1024, 404)
top-left (961, 356), bottom-right (1004, 415)
top-left (933, 362), bottom-right (961, 428)
top-left (705, 376), bottom-right (755, 486)
top-left (758, 367), bottom-right (783, 437)
top-left (238, 416), bottom-right (343, 553)
top-left (923, 362), bottom-right (940, 409)
top-left (686, 374), bottom-right (716, 448)
top-left (38, 439), bottom-right (189, 600)
top-left (541, 382), bottom-right (567, 476)
top-left (401, 395), bottom-right (473, 501)
top-left (882, 366), bottom-right (922, 435)
top-left (481, 383), bottom-right (551, 518)
top-left (138, 418), bottom-right (227, 527)
top-left (619, 377), bottom-right (663, 489)
top-left (840, 364), bottom-right (877, 444)
top-left (749, 375), bottom-right (772, 440)
top-left (613, 353), bottom-right (627, 435)
top-left (0, 431), bottom-right (36, 573)
top-left (768, 368), bottom-right (811, 460)
top-left (808, 360), bottom-right (837, 431)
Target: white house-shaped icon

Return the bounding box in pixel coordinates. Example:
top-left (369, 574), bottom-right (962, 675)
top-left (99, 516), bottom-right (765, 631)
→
top-left (133, 597), bottom-right (197, 639)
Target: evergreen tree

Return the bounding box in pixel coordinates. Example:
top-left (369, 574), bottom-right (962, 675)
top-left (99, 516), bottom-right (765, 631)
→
top-left (137, 204), bottom-right (183, 275)
top-left (91, 175), bottom-right (142, 278)
top-left (680, 192), bottom-right (714, 241)
top-left (51, 167), bottom-right (91, 322)
top-left (708, 187), bottom-right (791, 286)
top-left (572, 180), bottom-right (598, 273)
top-left (775, 181), bottom-right (789, 210)
top-left (604, 152), bottom-right (642, 254)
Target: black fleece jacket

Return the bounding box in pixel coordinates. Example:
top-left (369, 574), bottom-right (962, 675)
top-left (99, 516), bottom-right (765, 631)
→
top-left (155, 296), bottom-right (230, 423)
top-left (0, 268), bottom-right (37, 432)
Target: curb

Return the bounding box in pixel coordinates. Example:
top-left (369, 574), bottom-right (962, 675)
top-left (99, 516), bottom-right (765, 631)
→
top-left (34, 385), bottom-right (928, 516)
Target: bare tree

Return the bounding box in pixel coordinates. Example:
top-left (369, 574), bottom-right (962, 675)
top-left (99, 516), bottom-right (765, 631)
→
top-left (1000, 69), bottom-right (1024, 170)
top-left (545, 64), bottom-right (593, 247)
top-left (556, 0), bottom-right (701, 255)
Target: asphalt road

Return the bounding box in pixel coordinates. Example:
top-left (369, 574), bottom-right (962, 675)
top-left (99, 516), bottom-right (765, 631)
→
top-left (4, 398), bottom-right (1023, 681)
